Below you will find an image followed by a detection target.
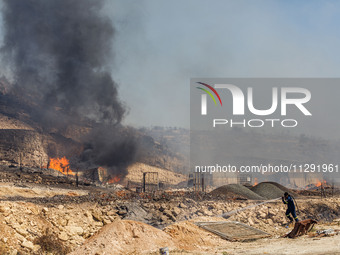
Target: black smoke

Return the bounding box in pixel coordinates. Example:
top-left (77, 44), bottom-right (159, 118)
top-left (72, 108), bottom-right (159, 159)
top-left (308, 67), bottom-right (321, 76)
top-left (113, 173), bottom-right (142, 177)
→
top-left (81, 125), bottom-right (138, 169)
top-left (1, 0), bottom-right (137, 173)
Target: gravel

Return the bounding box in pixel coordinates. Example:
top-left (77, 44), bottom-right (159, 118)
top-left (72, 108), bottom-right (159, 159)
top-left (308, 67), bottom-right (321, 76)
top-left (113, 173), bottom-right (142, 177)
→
top-left (262, 182), bottom-right (298, 197)
top-left (210, 184), bottom-right (265, 200)
top-left (251, 182), bottom-right (285, 199)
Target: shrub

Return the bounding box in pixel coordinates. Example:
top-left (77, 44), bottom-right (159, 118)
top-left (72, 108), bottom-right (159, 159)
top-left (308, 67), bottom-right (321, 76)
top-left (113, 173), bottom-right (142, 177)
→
top-left (34, 229), bottom-right (70, 255)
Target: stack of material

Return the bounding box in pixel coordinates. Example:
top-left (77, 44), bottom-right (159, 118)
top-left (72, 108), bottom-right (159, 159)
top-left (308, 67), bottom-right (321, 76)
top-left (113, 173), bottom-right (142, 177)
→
top-left (251, 182), bottom-right (286, 199)
top-left (210, 184), bottom-right (265, 200)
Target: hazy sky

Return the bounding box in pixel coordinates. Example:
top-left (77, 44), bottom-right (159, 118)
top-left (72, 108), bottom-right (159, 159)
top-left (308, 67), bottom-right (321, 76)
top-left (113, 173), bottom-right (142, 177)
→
top-left (103, 0), bottom-right (340, 128)
top-left (2, 0), bottom-right (340, 128)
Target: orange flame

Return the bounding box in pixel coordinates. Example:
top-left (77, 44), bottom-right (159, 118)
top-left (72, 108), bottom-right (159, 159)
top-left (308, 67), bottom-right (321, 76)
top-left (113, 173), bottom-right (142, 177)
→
top-left (253, 178), bottom-right (258, 186)
top-left (49, 157), bottom-right (75, 175)
top-left (315, 180), bottom-right (327, 187)
top-left (108, 176), bottom-right (121, 184)
top-left (316, 180), bottom-right (322, 187)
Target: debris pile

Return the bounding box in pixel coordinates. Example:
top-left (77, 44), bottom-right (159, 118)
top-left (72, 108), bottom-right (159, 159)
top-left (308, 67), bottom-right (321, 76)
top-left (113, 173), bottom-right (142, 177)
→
top-left (69, 220), bottom-right (175, 255)
top-left (251, 182), bottom-right (287, 199)
top-left (210, 184), bottom-right (265, 200)
top-left (164, 218), bottom-right (228, 251)
top-left (0, 168), bottom-right (339, 255)
top-left (314, 228), bottom-right (340, 237)
top-left (284, 219), bottom-right (318, 238)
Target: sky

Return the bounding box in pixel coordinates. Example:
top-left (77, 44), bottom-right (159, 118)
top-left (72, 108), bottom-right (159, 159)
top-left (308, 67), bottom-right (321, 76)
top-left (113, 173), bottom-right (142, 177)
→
top-left (104, 0), bottom-right (340, 128)
top-left (2, 0), bottom-right (340, 128)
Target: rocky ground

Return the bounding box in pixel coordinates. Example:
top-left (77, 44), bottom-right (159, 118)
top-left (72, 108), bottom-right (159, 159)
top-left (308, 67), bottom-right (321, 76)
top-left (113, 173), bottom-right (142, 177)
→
top-left (0, 167), bottom-right (339, 254)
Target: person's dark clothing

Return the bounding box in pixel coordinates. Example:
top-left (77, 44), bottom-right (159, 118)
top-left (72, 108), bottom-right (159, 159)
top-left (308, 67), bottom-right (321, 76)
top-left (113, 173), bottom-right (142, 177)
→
top-left (282, 195), bottom-right (299, 222)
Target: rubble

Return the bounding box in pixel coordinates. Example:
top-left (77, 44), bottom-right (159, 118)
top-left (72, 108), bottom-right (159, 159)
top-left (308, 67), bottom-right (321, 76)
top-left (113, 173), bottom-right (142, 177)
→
top-left (0, 164), bottom-right (339, 254)
top-left (0, 189), bottom-right (338, 254)
top-left (69, 220), bottom-right (176, 255)
top-left (316, 229), bottom-right (338, 236)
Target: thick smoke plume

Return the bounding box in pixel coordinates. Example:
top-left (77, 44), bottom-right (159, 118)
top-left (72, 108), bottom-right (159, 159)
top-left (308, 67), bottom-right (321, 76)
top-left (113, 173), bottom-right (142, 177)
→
top-left (2, 0), bottom-right (124, 124)
top-left (1, 0), bottom-right (137, 173)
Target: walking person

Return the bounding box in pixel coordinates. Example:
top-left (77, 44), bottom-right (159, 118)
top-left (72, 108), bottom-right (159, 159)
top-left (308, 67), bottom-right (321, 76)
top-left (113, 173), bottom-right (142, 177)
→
top-left (282, 192), bottom-right (299, 224)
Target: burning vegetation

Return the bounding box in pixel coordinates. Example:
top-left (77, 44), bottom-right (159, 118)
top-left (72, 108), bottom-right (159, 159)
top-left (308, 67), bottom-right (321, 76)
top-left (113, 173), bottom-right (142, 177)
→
top-left (108, 176), bottom-right (121, 184)
top-left (48, 157), bottom-right (75, 176)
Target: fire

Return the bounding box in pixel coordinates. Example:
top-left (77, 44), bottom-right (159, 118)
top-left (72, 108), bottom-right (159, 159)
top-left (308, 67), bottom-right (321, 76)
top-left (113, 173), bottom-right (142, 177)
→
top-left (253, 177), bottom-right (258, 186)
top-left (49, 157), bottom-right (75, 175)
top-left (315, 180), bottom-right (327, 187)
top-left (97, 167), bottom-right (121, 184)
top-left (108, 176), bottom-right (121, 184)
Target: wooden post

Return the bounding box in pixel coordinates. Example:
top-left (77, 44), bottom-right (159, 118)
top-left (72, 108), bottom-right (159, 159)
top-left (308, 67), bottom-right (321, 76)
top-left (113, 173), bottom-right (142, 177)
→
top-left (201, 174), bottom-right (205, 192)
top-left (19, 152), bottom-right (23, 171)
top-left (76, 169), bottom-right (79, 187)
top-left (39, 155), bottom-right (43, 169)
top-left (143, 172), bottom-right (146, 192)
top-left (320, 183), bottom-right (326, 199)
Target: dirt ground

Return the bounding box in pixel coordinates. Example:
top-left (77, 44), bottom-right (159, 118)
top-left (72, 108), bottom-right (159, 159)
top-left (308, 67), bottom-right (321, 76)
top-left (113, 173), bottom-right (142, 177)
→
top-left (69, 216), bottom-right (340, 255)
top-left (156, 234), bottom-right (340, 255)
top-left (0, 170), bottom-right (339, 255)
top-left (219, 234), bottom-right (340, 255)
top-left (69, 199), bottom-right (340, 255)
top-left (0, 183), bottom-right (89, 198)
top-left (160, 215), bottom-right (340, 255)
